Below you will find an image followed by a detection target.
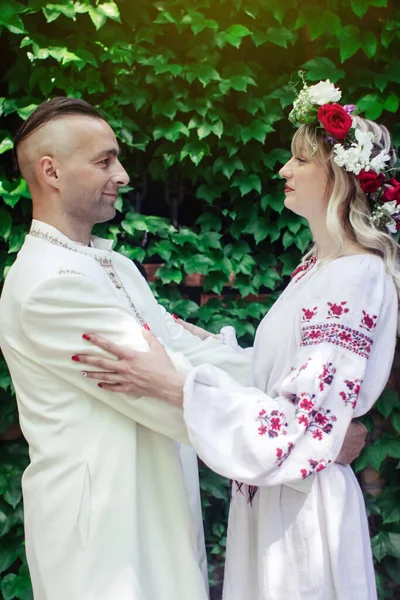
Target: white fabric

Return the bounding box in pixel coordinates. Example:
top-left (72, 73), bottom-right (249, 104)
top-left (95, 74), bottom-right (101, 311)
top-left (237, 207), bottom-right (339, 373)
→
top-left (183, 254), bottom-right (398, 600)
top-left (0, 220), bottom-right (252, 600)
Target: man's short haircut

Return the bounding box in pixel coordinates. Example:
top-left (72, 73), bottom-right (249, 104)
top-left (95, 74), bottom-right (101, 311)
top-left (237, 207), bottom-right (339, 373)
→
top-left (13, 97), bottom-right (105, 173)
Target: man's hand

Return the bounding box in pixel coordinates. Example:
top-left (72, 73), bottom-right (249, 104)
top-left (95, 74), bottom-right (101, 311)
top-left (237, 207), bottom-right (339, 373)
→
top-left (335, 420), bottom-right (368, 465)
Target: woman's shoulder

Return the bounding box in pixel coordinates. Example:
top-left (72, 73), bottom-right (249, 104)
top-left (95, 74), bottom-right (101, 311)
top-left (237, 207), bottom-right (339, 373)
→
top-left (317, 253), bottom-right (388, 288)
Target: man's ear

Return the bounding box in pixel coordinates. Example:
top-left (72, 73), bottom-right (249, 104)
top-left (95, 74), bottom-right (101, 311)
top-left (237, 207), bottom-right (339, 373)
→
top-left (38, 156), bottom-right (61, 190)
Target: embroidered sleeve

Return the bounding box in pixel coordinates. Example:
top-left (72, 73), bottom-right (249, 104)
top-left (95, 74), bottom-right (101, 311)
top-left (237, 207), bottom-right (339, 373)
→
top-left (182, 271), bottom-right (386, 487)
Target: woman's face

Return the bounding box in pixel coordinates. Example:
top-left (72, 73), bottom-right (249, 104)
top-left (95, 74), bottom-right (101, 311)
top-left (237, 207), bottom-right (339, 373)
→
top-left (279, 145), bottom-right (330, 223)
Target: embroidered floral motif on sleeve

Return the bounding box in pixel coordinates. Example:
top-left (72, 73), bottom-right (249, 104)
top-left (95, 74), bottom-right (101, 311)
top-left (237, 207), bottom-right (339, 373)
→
top-left (302, 306), bottom-right (318, 321)
top-left (318, 362), bottom-right (336, 391)
top-left (295, 394), bottom-right (337, 439)
top-left (301, 458), bottom-right (332, 479)
top-left (327, 301), bottom-right (349, 319)
top-left (276, 442), bottom-right (294, 467)
top-left (289, 358), bottom-right (312, 384)
top-left (340, 378), bottom-right (362, 408)
top-left (301, 323), bottom-right (372, 359)
top-left (360, 310), bottom-right (378, 332)
top-left (256, 409), bottom-right (288, 437)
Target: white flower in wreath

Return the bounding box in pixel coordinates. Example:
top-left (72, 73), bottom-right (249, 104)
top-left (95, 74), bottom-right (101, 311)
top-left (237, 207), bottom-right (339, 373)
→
top-left (307, 80), bottom-right (342, 105)
top-left (370, 149), bottom-right (391, 174)
top-left (333, 129), bottom-right (374, 175)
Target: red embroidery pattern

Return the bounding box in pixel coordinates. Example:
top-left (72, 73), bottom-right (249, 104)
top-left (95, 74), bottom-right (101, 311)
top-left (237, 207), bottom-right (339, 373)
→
top-left (301, 323), bottom-right (372, 359)
top-left (302, 307), bottom-right (318, 322)
top-left (340, 378), bottom-right (362, 408)
top-left (296, 396), bottom-right (337, 439)
top-left (301, 458), bottom-right (332, 479)
top-left (289, 358), bottom-right (312, 384)
top-left (361, 310), bottom-right (378, 332)
top-left (276, 442), bottom-right (294, 467)
top-left (318, 362), bottom-right (336, 391)
top-left (291, 255), bottom-right (317, 283)
top-left (327, 301), bottom-right (349, 319)
top-left (256, 409), bottom-right (288, 438)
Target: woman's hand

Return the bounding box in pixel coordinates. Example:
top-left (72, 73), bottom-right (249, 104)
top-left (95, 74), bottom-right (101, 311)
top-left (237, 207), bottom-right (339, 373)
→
top-left (174, 316), bottom-right (218, 341)
top-left (72, 330), bottom-right (185, 406)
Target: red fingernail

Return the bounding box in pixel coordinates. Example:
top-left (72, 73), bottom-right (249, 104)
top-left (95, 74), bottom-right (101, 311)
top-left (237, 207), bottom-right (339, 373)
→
top-left (71, 355), bottom-right (80, 362)
top-left (143, 324), bottom-right (150, 331)
top-left (82, 334), bottom-right (91, 340)
top-left (172, 314), bottom-right (178, 320)
top-left (98, 383), bottom-right (103, 388)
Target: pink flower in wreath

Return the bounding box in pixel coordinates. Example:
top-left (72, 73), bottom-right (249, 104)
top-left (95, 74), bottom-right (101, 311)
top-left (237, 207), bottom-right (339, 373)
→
top-left (259, 409), bottom-right (266, 417)
top-left (276, 448), bottom-right (283, 459)
top-left (301, 469), bottom-right (309, 479)
top-left (258, 425), bottom-right (268, 435)
top-left (316, 462), bottom-right (326, 472)
top-left (313, 430), bottom-right (323, 440)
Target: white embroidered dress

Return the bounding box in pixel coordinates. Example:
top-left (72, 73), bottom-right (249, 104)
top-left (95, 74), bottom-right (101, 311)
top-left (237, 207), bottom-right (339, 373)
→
top-left (183, 254), bottom-right (398, 600)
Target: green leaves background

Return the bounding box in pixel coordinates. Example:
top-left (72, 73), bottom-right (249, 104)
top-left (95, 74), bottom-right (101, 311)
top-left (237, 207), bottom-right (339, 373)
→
top-left (0, 0), bottom-right (400, 597)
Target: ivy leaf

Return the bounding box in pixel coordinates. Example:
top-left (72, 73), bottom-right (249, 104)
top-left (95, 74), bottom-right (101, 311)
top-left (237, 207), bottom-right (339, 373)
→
top-left (213, 156), bottom-right (245, 179)
top-left (240, 120), bottom-right (273, 144)
top-left (351, 0), bottom-right (387, 18)
top-left (266, 27), bottom-right (296, 48)
top-left (0, 138), bottom-right (13, 154)
top-left (185, 65), bottom-right (220, 86)
top-left (376, 389), bottom-right (400, 419)
top-left (372, 532), bottom-right (400, 562)
top-left (153, 122), bottom-right (189, 142)
top-left (384, 93), bottom-right (400, 113)
top-left (302, 58), bottom-right (345, 83)
top-left (357, 94), bottom-right (384, 120)
top-left (0, 2), bottom-right (27, 35)
top-left (157, 266), bottom-right (183, 285)
top-left (380, 496), bottom-right (400, 524)
top-left (232, 173), bottom-right (262, 196)
top-left (261, 193), bottom-right (285, 214)
top-left (1, 564), bottom-right (33, 600)
top-left (42, 2), bottom-right (76, 22)
top-left (362, 31), bottom-right (377, 59)
top-left (0, 209), bottom-right (12, 241)
top-left (217, 24), bottom-right (252, 48)
top-left (219, 75), bottom-right (257, 94)
top-left (338, 25), bottom-right (362, 62)
top-left (152, 99), bottom-right (178, 120)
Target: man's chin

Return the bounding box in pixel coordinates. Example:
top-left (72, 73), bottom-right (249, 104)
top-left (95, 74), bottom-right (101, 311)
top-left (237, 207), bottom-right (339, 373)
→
top-left (96, 207), bottom-right (117, 224)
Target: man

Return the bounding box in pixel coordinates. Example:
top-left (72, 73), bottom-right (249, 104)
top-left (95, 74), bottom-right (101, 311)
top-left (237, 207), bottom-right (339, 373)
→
top-left (0, 98), bottom-right (366, 600)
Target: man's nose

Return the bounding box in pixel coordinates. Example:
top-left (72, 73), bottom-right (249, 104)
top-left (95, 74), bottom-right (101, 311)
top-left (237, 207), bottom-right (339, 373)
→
top-left (114, 161), bottom-right (130, 186)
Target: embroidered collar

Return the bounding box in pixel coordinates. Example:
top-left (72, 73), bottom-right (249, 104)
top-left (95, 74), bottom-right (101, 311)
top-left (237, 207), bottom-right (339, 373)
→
top-left (29, 219), bottom-right (114, 258)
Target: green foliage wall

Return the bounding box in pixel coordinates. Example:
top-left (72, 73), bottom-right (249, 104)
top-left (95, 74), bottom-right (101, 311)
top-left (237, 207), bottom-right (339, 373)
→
top-left (1, 0), bottom-right (400, 598)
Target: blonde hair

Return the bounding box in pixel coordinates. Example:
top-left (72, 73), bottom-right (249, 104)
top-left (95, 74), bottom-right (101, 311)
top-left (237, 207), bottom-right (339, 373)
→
top-left (291, 119), bottom-right (400, 300)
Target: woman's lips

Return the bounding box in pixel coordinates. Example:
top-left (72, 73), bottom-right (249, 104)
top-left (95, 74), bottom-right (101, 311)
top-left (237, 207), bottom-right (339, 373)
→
top-left (284, 186), bottom-right (294, 193)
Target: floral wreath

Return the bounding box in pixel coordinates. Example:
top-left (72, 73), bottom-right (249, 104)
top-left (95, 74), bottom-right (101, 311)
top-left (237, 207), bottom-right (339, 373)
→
top-left (288, 74), bottom-right (400, 234)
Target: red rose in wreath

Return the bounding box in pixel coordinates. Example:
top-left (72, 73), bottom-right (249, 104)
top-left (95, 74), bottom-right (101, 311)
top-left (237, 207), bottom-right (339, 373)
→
top-left (382, 178), bottom-right (400, 205)
top-left (317, 103), bottom-right (352, 140)
top-left (357, 169), bottom-right (385, 193)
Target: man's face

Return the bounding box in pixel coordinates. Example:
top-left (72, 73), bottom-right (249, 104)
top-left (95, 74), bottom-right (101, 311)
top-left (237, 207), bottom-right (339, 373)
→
top-left (55, 116), bottom-right (129, 225)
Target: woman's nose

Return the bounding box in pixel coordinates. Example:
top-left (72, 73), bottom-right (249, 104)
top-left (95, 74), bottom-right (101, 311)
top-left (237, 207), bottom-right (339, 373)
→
top-left (279, 159), bottom-right (293, 179)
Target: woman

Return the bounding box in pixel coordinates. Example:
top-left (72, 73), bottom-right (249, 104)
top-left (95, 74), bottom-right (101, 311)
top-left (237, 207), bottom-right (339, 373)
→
top-left (75, 80), bottom-right (400, 599)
